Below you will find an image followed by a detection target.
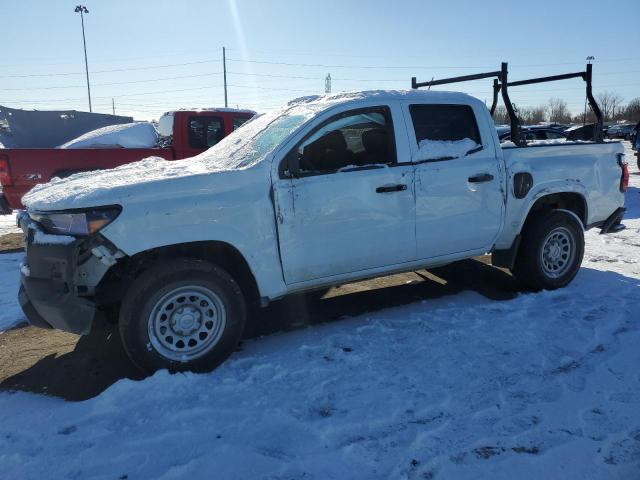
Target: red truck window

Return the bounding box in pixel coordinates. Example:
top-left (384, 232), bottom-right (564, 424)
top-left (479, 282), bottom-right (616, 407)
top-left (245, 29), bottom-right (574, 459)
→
top-left (233, 117), bottom-right (250, 130)
top-left (188, 116), bottom-right (224, 149)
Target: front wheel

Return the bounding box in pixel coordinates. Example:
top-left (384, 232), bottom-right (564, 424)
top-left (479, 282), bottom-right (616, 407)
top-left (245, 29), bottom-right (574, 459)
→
top-left (119, 258), bottom-right (246, 374)
top-left (513, 210), bottom-right (585, 291)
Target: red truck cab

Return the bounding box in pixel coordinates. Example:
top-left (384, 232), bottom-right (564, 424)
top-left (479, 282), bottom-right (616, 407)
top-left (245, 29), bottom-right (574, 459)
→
top-left (0, 108), bottom-right (255, 213)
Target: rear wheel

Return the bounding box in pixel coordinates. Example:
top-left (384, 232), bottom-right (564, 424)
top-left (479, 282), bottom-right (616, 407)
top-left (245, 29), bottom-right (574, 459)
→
top-left (513, 210), bottom-right (584, 291)
top-left (119, 258), bottom-right (246, 374)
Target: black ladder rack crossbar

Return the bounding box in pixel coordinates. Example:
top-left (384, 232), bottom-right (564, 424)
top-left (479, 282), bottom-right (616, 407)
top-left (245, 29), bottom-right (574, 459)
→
top-left (411, 62), bottom-right (604, 145)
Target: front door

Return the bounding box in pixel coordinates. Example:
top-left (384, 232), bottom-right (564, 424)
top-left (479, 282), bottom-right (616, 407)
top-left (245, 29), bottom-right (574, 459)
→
top-left (273, 105), bottom-right (416, 285)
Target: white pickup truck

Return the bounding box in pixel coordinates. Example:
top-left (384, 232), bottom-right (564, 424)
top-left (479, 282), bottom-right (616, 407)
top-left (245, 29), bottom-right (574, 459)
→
top-left (18, 90), bottom-right (628, 373)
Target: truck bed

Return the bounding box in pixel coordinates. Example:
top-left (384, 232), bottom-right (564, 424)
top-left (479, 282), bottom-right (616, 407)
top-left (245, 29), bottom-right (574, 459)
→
top-left (497, 140), bottom-right (626, 248)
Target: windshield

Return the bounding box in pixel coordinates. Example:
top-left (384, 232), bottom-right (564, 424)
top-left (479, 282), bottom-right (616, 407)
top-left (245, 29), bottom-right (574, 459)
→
top-left (193, 107), bottom-right (316, 170)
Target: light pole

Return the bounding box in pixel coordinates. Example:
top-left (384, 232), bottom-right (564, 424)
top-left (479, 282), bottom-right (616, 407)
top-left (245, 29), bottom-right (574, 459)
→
top-left (75, 5), bottom-right (92, 112)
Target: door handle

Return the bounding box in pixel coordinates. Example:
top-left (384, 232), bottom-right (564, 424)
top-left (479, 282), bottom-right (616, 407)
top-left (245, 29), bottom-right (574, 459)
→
top-left (376, 184), bottom-right (407, 193)
top-left (468, 173), bottom-right (494, 183)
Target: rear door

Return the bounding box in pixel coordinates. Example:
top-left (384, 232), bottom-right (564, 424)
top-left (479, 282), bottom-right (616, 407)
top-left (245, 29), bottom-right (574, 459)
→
top-left (403, 102), bottom-right (504, 259)
top-left (272, 104), bottom-right (416, 285)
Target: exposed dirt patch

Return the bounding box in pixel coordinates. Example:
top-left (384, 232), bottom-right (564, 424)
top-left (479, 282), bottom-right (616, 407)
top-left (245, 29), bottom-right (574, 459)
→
top-left (0, 233), bottom-right (23, 253)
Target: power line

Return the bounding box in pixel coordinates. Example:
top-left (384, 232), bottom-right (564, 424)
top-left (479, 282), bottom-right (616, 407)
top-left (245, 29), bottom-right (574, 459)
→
top-left (0, 59), bottom-right (221, 79)
top-left (1, 72), bottom-right (224, 91)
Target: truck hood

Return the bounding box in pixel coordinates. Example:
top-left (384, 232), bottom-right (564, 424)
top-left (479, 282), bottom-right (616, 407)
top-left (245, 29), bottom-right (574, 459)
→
top-left (21, 155), bottom-right (250, 211)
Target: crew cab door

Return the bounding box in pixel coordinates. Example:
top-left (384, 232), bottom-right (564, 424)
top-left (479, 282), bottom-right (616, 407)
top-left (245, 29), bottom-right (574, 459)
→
top-left (402, 102), bottom-right (504, 259)
top-left (272, 104), bottom-right (416, 285)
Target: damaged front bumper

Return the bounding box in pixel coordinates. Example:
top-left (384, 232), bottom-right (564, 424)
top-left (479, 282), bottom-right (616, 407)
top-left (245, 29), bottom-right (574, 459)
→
top-left (17, 215), bottom-right (116, 335)
top-left (19, 232), bottom-right (97, 335)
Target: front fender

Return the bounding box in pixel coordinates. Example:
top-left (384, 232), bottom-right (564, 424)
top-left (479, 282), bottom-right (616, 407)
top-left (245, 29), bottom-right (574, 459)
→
top-left (99, 167), bottom-right (288, 300)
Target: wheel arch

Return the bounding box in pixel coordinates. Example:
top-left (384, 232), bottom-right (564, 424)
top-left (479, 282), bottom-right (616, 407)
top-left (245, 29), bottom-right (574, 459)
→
top-left (521, 191), bottom-right (588, 233)
top-left (96, 240), bottom-right (261, 311)
top-left (492, 191), bottom-right (587, 269)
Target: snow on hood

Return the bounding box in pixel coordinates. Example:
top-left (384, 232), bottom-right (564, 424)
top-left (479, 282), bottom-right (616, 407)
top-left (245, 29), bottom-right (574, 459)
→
top-left (414, 138), bottom-right (480, 161)
top-left (58, 122), bottom-right (159, 149)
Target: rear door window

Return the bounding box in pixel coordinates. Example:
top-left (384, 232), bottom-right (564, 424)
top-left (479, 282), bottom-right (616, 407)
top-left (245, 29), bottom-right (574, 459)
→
top-left (409, 104), bottom-right (481, 145)
top-left (546, 130), bottom-right (565, 140)
top-left (188, 116), bottom-right (224, 148)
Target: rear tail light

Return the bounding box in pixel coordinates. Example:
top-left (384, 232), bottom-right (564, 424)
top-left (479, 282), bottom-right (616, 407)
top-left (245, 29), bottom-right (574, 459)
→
top-left (0, 155), bottom-right (11, 187)
top-left (617, 154), bottom-right (628, 193)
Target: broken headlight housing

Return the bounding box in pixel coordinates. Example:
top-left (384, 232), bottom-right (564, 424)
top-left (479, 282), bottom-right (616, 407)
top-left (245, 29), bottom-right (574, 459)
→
top-left (29, 206), bottom-right (121, 237)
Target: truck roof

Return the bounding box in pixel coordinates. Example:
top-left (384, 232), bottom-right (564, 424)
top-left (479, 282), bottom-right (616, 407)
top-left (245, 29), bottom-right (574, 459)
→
top-left (287, 89), bottom-right (479, 109)
top-left (161, 108), bottom-right (257, 117)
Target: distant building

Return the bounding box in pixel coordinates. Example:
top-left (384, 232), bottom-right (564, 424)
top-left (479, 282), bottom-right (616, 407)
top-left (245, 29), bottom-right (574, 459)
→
top-left (0, 105), bottom-right (133, 148)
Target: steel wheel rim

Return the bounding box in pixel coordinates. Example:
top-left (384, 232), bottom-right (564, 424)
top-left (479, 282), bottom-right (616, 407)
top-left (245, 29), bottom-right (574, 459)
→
top-left (147, 285), bottom-right (226, 362)
top-left (540, 226), bottom-right (575, 279)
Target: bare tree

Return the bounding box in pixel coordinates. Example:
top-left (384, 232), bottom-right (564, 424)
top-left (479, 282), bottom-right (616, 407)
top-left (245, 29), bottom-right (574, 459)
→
top-left (622, 98), bottom-right (640, 123)
top-left (597, 91), bottom-right (624, 121)
top-left (547, 98), bottom-right (572, 124)
top-left (516, 106), bottom-right (546, 125)
top-left (493, 105), bottom-right (510, 125)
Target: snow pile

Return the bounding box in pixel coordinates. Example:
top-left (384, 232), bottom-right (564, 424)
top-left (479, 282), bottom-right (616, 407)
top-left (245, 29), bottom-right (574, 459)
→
top-left (32, 229), bottom-right (74, 246)
top-left (0, 143), bottom-right (638, 478)
top-left (0, 253), bottom-right (24, 330)
top-left (58, 122), bottom-right (159, 149)
top-left (414, 137), bottom-right (479, 161)
top-left (0, 212), bottom-right (20, 236)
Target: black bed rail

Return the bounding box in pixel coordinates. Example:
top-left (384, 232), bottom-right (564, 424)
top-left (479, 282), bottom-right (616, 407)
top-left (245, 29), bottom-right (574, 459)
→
top-left (411, 62), bottom-right (604, 146)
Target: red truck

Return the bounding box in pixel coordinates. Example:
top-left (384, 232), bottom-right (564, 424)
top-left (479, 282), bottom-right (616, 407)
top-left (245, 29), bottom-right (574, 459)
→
top-left (0, 109), bottom-right (255, 214)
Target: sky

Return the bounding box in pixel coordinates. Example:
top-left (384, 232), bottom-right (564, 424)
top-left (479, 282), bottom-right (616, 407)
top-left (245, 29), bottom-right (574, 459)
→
top-left (2, 0), bottom-right (638, 120)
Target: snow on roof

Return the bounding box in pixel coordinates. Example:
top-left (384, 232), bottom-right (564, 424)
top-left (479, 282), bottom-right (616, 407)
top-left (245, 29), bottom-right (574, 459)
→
top-left (287, 89), bottom-right (477, 108)
top-left (58, 122), bottom-right (159, 149)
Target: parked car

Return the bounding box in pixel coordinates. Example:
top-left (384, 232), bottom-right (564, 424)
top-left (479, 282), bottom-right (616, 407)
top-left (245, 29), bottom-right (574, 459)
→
top-left (607, 124), bottom-right (635, 140)
top-left (565, 124), bottom-right (597, 141)
top-left (0, 108), bottom-right (256, 214)
top-left (499, 126), bottom-right (567, 142)
top-left (17, 90), bottom-right (627, 373)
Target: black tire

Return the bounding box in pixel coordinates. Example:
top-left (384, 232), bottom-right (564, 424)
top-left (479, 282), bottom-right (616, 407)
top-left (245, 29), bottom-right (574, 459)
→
top-left (513, 210), bottom-right (584, 291)
top-left (119, 258), bottom-right (246, 374)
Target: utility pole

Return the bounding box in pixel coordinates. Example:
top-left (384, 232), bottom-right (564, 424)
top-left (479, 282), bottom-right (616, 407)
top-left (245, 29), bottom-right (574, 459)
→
top-left (583, 56), bottom-right (594, 125)
top-left (223, 46), bottom-right (228, 108)
top-left (74, 5), bottom-right (92, 112)
top-left (325, 73), bottom-right (331, 94)
top-left (112, 98), bottom-right (115, 115)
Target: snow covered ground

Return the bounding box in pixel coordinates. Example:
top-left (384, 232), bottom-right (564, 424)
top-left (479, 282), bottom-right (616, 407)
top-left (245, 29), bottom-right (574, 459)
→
top-left (0, 144), bottom-right (638, 479)
top-left (0, 211), bottom-right (19, 236)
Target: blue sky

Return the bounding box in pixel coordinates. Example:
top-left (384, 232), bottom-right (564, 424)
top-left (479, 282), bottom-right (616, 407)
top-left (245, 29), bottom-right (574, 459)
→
top-left (2, 0), bottom-right (638, 120)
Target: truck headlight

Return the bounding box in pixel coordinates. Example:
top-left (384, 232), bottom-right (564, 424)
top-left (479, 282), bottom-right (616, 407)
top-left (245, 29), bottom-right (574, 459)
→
top-left (29, 207), bottom-right (121, 237)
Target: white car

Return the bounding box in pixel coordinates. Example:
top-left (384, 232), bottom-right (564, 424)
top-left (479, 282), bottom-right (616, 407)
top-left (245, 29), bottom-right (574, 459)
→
top-left (18, 90), bottom-right (628, 373)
